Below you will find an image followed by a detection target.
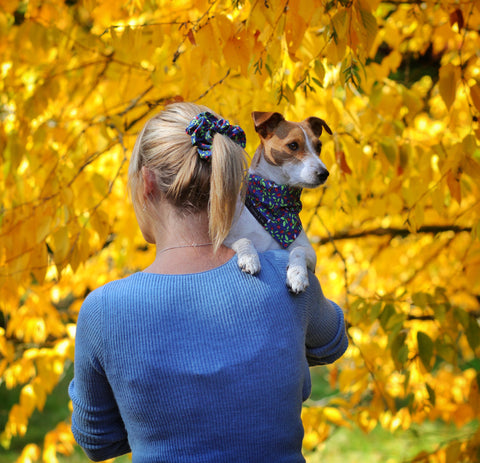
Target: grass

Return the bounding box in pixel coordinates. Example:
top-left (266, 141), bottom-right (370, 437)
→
top-left (1, 367), bottom-right (478, 462)
top-left (305, 420), bottom-right (479, 463)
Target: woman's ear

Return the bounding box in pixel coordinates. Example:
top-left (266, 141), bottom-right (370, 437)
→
top-left (141, 166), bottom-right (156, 199)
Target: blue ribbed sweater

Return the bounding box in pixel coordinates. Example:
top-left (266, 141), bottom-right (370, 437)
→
top-left (69, 250), bottom-right (348, 462)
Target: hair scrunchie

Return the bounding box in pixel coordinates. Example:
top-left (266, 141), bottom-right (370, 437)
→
top-left (185, 111), bottom-right (246, 160)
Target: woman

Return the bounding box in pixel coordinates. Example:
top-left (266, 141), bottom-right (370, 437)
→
top-left (69, 102), bottom-right (348, 462)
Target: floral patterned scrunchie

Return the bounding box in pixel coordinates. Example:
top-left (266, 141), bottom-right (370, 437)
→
top-left (245, 174), bottom-right (303, 249)
top-left (185, 111), bottom-right (247, 160)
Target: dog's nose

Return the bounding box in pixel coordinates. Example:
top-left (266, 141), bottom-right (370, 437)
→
top-left (317, 169), bottom-right (329, 183)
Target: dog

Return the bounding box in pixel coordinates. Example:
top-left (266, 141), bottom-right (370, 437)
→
top-left (224, 111), bottom-right (332, 294)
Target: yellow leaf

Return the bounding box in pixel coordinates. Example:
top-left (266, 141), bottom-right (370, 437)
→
top-left (357, 0), bottom-right (381, 11)
top-left (195, 22), bottom-right (221, 63)
top-left (35, 213), bottom-right (52, 244)
top-left (446, 170), bottom-right (462, 204)
top-left (322, 406), bottom-right (351, 427)
top-left (151, 24), bottom-right (164, 49)
top-left (470, 83), bottom-right (480, 112)
top-left (431, 185), bottom-right (445, 215)
top-left (469, 375), bottom-right (480, 415)
top-left (438, 63), bottom-right (459, 110)
top-left (331, 8), bottom-right (348, 38)
top-left (29, 244), bottom-right (47, 285)
top-left (445, 441), bottom-right (462, 463)
top-left (414, 202), bottom-right (425, 230)
top-left (52, 226), bottom-right (70, 268)
top-left (92, 172), bottom-right (109, 198)
top-left (402, 88), bottom-right (422, 117)
top-left (358, 7), bottom-right (378, 53)
top-left (462, 157), bottom-right (480, 182)
top-left (357, 409), bottom-right (377, 433)
top-left (19, 384), bottom-right (37, 415)
top-left (18, 443), bottom-right (41, 463)
top-left (285, 10), bottom-right (308, 57)
top-left (1, 0), bottom-right (21, 14)
top-left (465, 262), bottom-right (480, 289)
top-left (6, 404), bottom-right (29, 438)
top-left (462, 134), bottom-right (477, 154)
top-left (90, 209), bottom-right (110, 244)
top-left (223, 30), bottom-right (251, 76)
top-left (214, 14), bottom-right (235, 43)
top-left (70, 228), bottom-right (91, 272)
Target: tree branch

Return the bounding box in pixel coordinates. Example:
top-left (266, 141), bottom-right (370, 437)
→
top-left (313, 225), bottom-right (472, 245)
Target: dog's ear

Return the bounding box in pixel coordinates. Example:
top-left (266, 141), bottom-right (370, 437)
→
top-left (306, 117), bottom-right (332, 137)
top-left (252, 112), bottom-right (285, 138)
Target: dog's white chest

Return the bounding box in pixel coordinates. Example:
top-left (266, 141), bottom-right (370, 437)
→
top-left (225, 204), bottom-right (284, 252)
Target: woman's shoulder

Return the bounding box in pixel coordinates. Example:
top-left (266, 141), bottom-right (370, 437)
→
top-left (79, 273), bottom-right (141, 311)
top-left (258, 249), bottom-right (290, 269)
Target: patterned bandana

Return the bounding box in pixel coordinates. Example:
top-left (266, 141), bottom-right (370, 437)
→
top-left (245, 174), bottom-right (303, 249)
top-left (185, 111), bottom-right (247, 160)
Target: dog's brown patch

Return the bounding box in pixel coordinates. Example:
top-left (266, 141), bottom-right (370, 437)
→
top-left (262, 123), bottom-right (320, 166)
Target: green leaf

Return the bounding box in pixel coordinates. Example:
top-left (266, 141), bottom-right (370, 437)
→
top-left (314, 60), bottom-right (325, 86)
top-left (349, 299), bottom-right (367, 325)
top-left (435, 340), bottom-right (456, 364)
top-left (395, 392), bottom-right (414, 411)
top-left (454, 307), bottom-right (470, 328)
top-left (380, 137), bottom-right (397, 165)
top-left (386, 312), bottom-right (407, 332)
top-left (466, 316), bottom-right (480, 351)
top-left (369, 301), bottom-right (383, 323)
top-left (412, 292), bottom-right (428, 309)
top-left (379, 304), bottom-right (395, 330)
top-left (417, 331), bottom-right (434, 371)
top-left (426, 382), bottom-right (436, 406)
top-left (391, 331), bottom-right (408, 369)
top-left (311, 77), bottom-right (324, 88)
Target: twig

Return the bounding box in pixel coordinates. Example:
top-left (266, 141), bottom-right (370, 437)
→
top-left (312, 225), bottom-right (472, 245)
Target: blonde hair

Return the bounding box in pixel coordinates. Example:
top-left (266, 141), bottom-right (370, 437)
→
top-left (128, 102), bottom-right (248, 251)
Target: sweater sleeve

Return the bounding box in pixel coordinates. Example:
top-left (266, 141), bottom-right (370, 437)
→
top-left (68, 288), bottom-right (131, 461)
top-left (304, 274), bottom-right (348, 366)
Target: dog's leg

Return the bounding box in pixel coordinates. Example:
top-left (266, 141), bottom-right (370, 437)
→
top-left (231, 238), bottom-right (261, 275)
top-left (287, 232), bottom-right (317, 294)
top-left (287, 247), bottom-right (310, 294)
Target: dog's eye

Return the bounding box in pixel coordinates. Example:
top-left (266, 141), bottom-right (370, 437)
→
top-left (315, 141), bottom-right (322, 153)
top-left (287, 142), bottom-right (299, 151)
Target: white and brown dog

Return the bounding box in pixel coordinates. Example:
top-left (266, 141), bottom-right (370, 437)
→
top-left (224, 112), bottom-right (332, 294)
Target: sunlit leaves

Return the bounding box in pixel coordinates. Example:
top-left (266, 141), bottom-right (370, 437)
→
top-left (1, 0), bottom-right (480, 461)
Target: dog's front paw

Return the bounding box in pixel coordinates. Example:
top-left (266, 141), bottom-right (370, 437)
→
top-left (286, 265), bottom-right (309, 294)
top-left (231, 238), bottom-right (261, 275)
top-left (237, 253), bottom-right (261, 275)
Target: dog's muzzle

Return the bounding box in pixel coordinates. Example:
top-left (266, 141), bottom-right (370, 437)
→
top-left (317, 169), bottom-right (329, 184)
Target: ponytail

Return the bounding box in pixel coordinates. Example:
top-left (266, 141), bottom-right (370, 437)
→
top-left (210, 135), bottom-right (248, 251)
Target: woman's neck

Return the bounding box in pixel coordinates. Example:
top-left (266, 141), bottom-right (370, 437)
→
top-left (144, 244), bottom-right (234, 275)
top-left (144, 208), bottom-right (234, 274)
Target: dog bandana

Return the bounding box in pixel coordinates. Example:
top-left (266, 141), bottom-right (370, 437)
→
top-left (186, 111), bottom-right (246, 160)
top-left (245, 174), bottom-right (303, 249)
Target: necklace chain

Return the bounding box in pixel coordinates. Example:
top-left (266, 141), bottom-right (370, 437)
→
top-left (157, 242), bottom-right (213, 256)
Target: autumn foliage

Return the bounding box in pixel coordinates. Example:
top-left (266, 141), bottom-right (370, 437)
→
top-left (1, 0), bottom-right (480, 461)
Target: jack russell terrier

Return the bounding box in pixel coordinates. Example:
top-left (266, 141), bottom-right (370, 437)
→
top-left (224, 111), bottom-right (332, 294)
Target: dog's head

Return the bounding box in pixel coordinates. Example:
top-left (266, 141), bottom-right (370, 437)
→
top-left (251, 112), bottom-right (332, 188)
